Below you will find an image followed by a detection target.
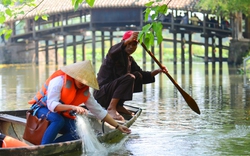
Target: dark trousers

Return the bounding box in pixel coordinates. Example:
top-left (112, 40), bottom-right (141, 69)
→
top-left (0, 133), bottom-right (6, 147)
top-left (94, 72), bottom-right (142, 109)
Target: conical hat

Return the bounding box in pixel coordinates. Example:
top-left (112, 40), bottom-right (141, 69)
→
top-left (60, 60), bottom-right (99, 90)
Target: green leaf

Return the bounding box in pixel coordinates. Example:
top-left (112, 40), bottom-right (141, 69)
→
top-left (0, 28), bottom-right (4, 36)
top-left (4, 29), bottom-right (12, 40)
top-left (0, 15), bottom-right (6, 24)
top-left (157, 4), bottom-right (167, 14)
top-left (5, 8), bottom-right (12, 17)
top-left (142, 23), bottom-right (152, 32)
top-left (34, 15), bottom-right (40, 21)
top-left (74, 2), bottom-right (79, 11)
top-left (138, 31), bottom-right (144, 43)
top-left (152, 22), bottom-right (163, 45)
top-left (73, 0), bottom-right (84, 11)
top-left (144, 8), bottom-right (151, 22)
top-left (149, 33), bottom-right (154, 46)
top-left (144, 32), bottom-right (154, 49)
top-left (86, 0), bottom-right (95, 7)
top-left (144, 37), bottom-right (150, 48)
top-left (27, 2), bottom-right (37, 7)
top-left (145, 1), bottom-right (154, 7)
top-left (2, 0), bottom-right (12, 6)
top-left (18, 11), bottom-right (25, 15)
top-left (72, 0), bottom-right (77, 6)
top-left (41, 14), bottom-right (49, 21)
top-left (151, 6), bottom-right (159, 20)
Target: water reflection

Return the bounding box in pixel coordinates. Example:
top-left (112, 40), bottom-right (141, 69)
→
top-left (1, 62), bottom-right (250, 155)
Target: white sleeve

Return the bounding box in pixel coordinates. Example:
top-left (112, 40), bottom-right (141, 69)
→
top-left (85, 94), bottom-right (108, 120)
top-left (46, 76), bottom-right (64, 112)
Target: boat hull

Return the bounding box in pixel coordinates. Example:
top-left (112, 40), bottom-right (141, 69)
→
top-left (0, 105), bottom-right (141, 156)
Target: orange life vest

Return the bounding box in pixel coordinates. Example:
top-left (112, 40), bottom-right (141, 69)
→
top-left (0, 134), bottom-right (29, 148)
top-left (28, 70), bottom-right (90, 119)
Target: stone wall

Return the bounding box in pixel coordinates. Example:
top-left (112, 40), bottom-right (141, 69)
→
top-left (0, 42), bottom-right (35, 64)
top-left (228, 39), bottom-right (250, 66)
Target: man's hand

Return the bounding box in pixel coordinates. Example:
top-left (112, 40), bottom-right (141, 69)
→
top-left (151, 66), bottom-right (168, 77)
top-left (124, 32), bottom-right (139, 46)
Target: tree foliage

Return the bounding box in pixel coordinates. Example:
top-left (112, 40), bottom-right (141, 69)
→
top-left (0, 0), bottom-right (38, 39)
top-left (138, 1), bottom-right (168, 48)
top-left (197, 0), bottom-right (250, 17)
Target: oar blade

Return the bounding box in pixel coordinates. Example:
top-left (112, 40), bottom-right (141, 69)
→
top-left (184, 95), bottom-right (201, 115)
top-left (141, 42), bottom-right (201, 115)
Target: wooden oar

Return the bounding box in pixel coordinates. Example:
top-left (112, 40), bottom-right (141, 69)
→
top-left (141, 43), bottom-right (201, 115)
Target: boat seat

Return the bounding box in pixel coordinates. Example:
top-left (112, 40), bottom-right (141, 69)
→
top-left (0, 114), bottom-right (26, 126)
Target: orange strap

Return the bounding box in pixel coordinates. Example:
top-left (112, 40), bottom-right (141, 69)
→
top-left (2, 135), bottom-right (29, 148)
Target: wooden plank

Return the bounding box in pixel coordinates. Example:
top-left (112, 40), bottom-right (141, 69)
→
top-left (0, 114), bottom-right (26, 125)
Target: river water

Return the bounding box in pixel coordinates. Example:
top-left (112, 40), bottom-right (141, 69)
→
top-left (1, 62), bottom-right (250, 156)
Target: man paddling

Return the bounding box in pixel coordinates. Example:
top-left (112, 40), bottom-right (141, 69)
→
top-left (93, 31), bottom-right (166, 121)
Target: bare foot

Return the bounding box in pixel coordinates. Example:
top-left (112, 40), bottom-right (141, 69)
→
top-left (117, 105), bottom-right (134, 115)
top-left (108, 109), bottom-right (125, 121)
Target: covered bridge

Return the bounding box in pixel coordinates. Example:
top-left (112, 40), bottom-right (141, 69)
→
top-left (1, 0), bottom-right (249, 65)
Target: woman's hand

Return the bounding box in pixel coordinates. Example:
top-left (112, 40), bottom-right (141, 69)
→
top-left (102, 114), bottom-right (131, 134)
top-left (71, 106), bottom-right (88, 115)
top-left (117, 124), bottom-right (131, 134)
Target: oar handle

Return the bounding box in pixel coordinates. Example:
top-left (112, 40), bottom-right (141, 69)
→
top-left (141, 43), bottom-right (177, 85)
top-left (141, 43), bottom-right (164, 69)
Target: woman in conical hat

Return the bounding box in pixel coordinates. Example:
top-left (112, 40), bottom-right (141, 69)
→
top-left (28, 60), bottom-right (131, 145)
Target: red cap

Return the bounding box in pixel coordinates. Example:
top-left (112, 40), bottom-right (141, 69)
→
top-left (122, 31), bottom-right (134, 40)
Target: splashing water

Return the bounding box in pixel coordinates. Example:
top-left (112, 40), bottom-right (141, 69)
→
top-left (76, 115), bottom-right (108, 156)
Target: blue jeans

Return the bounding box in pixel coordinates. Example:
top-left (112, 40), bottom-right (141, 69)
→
top-left (36, 107), bottom-right (79, 145)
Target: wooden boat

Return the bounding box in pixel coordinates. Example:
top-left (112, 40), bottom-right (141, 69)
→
top-left (0, 104), bottom-right (141, 156)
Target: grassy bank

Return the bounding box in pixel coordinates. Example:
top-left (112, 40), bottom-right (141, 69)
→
top-left (58, 44), bottom-right (229, 64)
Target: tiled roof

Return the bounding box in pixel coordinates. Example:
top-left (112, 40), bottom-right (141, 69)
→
top-left (7, 0), bottom-right (199, 21)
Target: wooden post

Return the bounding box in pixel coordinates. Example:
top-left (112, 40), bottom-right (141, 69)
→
top-left (101, 31), bottom-right (105, 60)
top-left (204, 36), bottom-right (209, 64)
top-left (80, 11), bottom-right (83, 23)
top-left (35, 40), bottom-right (39, 65)
top-left (171, 9), bottom-right (174, 30)
top-left (140, 8), bottom-right (143, 28)
top-left (159, 42), bottom-right (162, 63)
top-left (173, 32), bottom-right (177, 65)
top-left (73, 35), bottom-right (76, 63)
top-left (52, 16), bottom-right (55, 27)
top-left (219, 37), bottom-right (223, 65)
top-left (188, 33), bottom-right (192, 64)
top-left (63, 35), bottom-right (67, 65)
top-left (82, 36), bottom-right (86, 61)
top-left (189, 62), bottom-right (192, 75)
top-left (212, 36), bottom-right (216, 75)
top-left (32, 21), bottom-right (36, 39)
top-left (212, 36), bottom-right (216, 63)
top-left (181, 33), bottom-right (185, 64)
top-left (110, 31), bottom-right (113, 47)
top-left (54, 41), bottom-right (58, 65)
top-left (92, 31), bottom-right (96, 65)
top-left (45, 40), bottom-right (49, 65)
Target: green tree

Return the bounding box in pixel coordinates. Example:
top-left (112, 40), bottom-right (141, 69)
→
top-left (198, 0), bottom-right (250, 40)
top-left (197, 0), bottom-right (250, 16)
